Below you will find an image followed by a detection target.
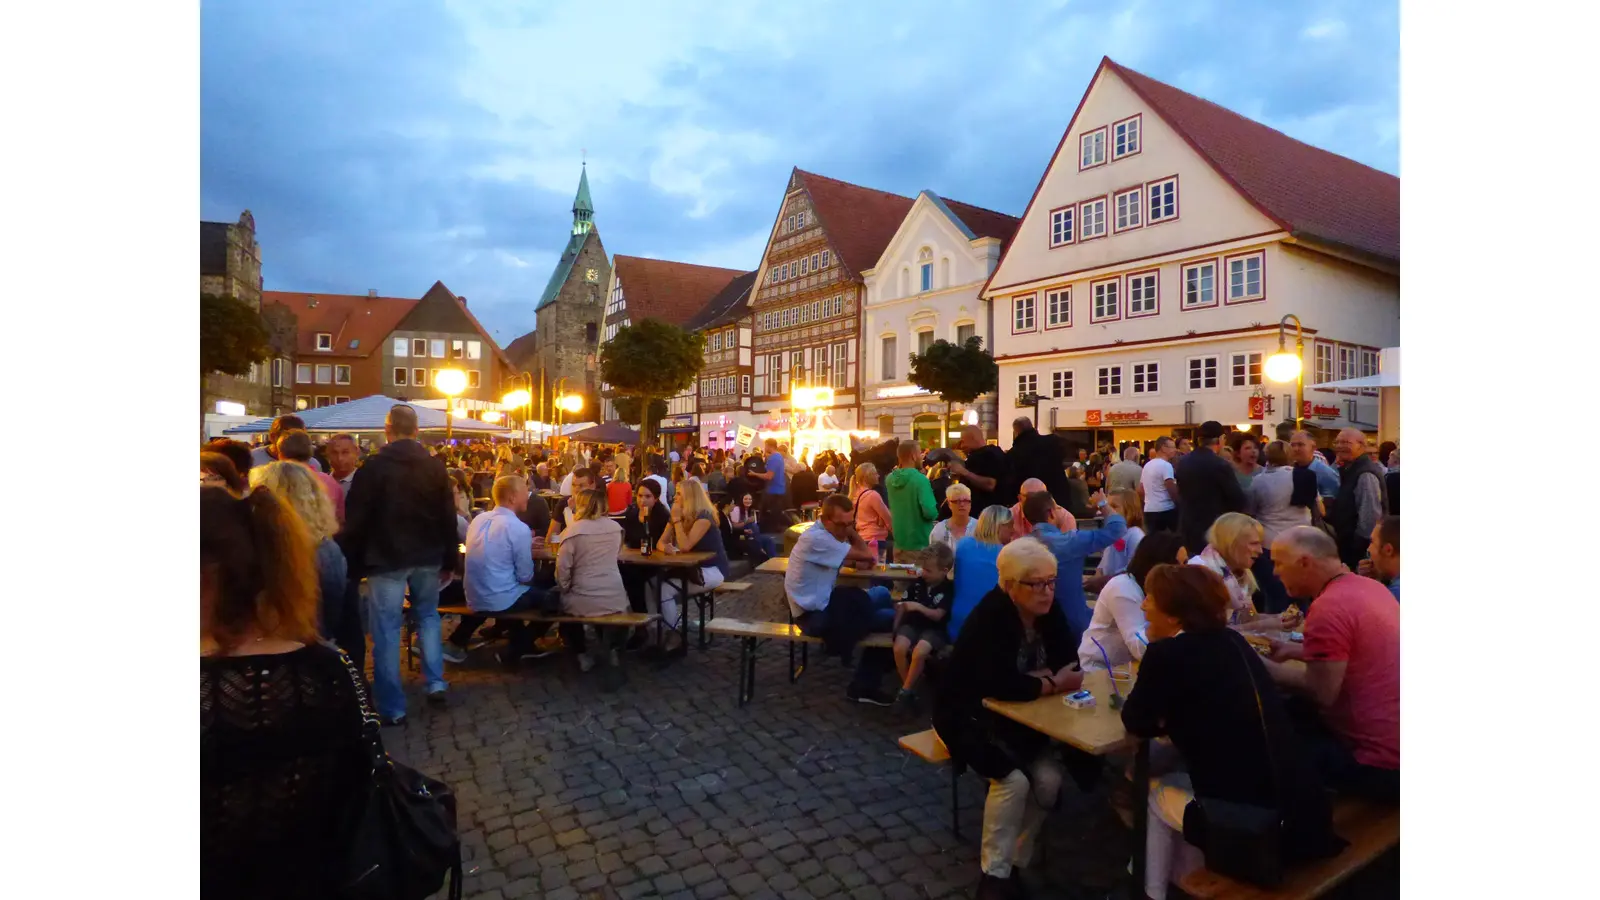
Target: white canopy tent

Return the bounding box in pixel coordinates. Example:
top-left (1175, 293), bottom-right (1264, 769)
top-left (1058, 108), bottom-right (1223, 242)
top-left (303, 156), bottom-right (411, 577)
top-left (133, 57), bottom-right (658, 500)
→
top-left (222, 395), bottom-right (512, 436)
top-left (1312, 348), bottom-right (1399, 443)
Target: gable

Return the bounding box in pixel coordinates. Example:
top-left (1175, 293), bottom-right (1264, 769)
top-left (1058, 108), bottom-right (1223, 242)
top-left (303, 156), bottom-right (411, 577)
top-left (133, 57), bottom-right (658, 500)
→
top-left (395, 282), bottom-right (478, 334)
top-left (871, 194), bottom-right (996, 296)
top-left (989, 65), bottom-right (1281, 294)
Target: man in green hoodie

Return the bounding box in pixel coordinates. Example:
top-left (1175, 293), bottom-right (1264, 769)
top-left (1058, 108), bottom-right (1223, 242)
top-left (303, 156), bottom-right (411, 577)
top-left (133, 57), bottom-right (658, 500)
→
top-left (885, 439), bottom-right (938, 560)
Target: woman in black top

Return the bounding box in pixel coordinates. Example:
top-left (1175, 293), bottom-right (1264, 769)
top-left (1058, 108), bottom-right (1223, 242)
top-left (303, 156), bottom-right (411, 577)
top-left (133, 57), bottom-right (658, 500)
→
top-left (1122, 564), bottom-right (1341, 900)
top-left (933, 538), bottom-right (1090, 899)
top-left (200, 486), bottom-right (373, 899)
top-left (619, 480), bottom-right (672, 634)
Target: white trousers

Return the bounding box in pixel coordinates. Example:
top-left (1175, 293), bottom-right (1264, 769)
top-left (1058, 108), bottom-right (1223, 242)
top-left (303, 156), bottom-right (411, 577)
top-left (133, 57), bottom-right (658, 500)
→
top-left (652, 566), bottom-right (725, 633)
top-left (1145, 771), bottom-right (1205, 900)
top-left (980, 754), bottom-right (1065, 878)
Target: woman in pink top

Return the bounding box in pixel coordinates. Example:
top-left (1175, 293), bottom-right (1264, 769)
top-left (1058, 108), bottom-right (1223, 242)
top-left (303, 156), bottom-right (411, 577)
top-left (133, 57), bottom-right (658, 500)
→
top-left (849, 462), bottom-right (892, 543)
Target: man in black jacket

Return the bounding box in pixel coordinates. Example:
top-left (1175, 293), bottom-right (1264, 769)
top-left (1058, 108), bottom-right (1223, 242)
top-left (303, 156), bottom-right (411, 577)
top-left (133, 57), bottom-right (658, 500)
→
top-left (339, 404), bottom-right (459, 726)
top-left (1005, 417), bottom-right (1071, 509)
top-left (1174, 420), bottom-right (1248, 556)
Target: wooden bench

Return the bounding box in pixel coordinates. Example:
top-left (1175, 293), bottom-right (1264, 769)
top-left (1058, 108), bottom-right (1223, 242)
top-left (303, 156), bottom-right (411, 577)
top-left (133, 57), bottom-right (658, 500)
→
top-left (898, 729), bottom-right (967, 840)
top-left (705, 617), bottom-right (893, 706)
top-left (1178, 798), bottom-right (1400, 900)
top-left (405, 605), bottom-right (657, 669)
top-left (693, 581), bottom-right (753, 651)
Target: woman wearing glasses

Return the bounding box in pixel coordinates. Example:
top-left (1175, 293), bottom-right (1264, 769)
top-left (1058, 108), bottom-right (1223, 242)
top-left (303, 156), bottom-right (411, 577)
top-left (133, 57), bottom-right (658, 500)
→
top-left (928, 482), bottom-right (975, 552)
top-left (934, 537), bottom-right (1087, 899)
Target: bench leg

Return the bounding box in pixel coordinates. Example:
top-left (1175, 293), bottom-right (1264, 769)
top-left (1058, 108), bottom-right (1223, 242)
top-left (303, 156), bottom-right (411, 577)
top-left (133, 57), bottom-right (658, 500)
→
top-left (737, 637), bottom-right (757, 707)
top-left (950, 764), bottom-right (962, 841)
top-left (1130, 738), bottom-right (1150, 897)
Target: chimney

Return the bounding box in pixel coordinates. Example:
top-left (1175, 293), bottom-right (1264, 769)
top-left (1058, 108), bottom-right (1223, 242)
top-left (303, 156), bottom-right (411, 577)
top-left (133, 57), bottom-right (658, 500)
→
top-left (367, 289), bottom-right (377, 298)
top-left (458, 296), bottom-right (467, 306)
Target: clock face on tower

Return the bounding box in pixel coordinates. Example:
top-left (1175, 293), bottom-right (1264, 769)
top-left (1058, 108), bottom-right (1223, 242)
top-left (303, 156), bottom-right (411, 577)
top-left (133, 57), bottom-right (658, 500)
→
top-left (585, 268), bottom-right (599, 283)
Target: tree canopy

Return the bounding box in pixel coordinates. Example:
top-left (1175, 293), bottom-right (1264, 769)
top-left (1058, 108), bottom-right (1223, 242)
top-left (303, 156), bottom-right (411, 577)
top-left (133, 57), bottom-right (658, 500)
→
top-left (200, 292), bottom-right (271, 377)
top-left (613, 396), bottom-right (669, 425)
top-left (908, 335), bottom-right (998, 446)
top-left (600, 320), bottom-right (704, 449)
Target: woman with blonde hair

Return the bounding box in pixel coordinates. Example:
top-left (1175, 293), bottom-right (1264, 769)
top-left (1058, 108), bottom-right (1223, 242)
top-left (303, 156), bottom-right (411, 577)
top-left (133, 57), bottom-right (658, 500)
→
top-left (849, 461), bottom-right (893, 549)
top-left (656, 479), bottom-right (731, 657)
top-left (1086, 489), bottom-right (1146, 592)
top-left (249, 461), bottom-right (347, 636)
top-left (1189, 512), bottom-right (1286, 631)
top-left (949, 504), bottom-right (1016, 641)
top-left (928, 482), bottom-right (975, 551)
top-left (556, 488), bottom-right (630, 680)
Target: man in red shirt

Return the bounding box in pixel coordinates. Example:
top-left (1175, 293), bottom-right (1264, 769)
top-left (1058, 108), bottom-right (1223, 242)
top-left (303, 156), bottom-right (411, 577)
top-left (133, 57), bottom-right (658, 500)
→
top-left (1264, 525), bottom-right (1399, 802)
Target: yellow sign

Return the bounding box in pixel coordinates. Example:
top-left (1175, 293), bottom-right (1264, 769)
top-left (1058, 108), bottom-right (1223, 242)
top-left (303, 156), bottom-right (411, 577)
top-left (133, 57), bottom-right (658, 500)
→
top-left (735, 425), bottom-right (757, 447)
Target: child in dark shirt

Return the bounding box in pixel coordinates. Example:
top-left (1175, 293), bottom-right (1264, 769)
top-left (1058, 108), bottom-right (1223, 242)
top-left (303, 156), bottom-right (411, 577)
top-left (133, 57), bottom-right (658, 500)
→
top-left (892, 542), bottom-right (955, 713)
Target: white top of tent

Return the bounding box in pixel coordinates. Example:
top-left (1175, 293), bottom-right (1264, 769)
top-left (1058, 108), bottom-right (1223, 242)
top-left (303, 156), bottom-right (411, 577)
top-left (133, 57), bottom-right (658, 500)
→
top-left (222, 395), bottom-right (511, 436)
top-left (1317, 346), bottom-right (1400, 389)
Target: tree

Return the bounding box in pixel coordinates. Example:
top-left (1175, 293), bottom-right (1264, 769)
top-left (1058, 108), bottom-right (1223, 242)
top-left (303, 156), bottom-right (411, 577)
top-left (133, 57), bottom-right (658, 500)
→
top-left (600, 319), bottom-right (704, 451)
top-left (908, 335), bottom-right (998, 447)
top-left (201, 292), bottom-right (271, 377)
top-left (613, 396), bottom-right (669, 425)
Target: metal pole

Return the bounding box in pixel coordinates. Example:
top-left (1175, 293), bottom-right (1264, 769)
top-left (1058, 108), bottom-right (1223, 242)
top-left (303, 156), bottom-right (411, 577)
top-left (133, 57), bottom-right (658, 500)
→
top-left (445, 395), bottom-right (454, 443)
top-left (1278, 313), bottom-right (1306, 432)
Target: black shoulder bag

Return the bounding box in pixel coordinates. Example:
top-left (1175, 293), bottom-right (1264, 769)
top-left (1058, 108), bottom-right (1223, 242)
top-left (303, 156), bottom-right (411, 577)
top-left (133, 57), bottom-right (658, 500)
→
top-left (1181, 638), bottom-right (1285, 888)
top-left (338, 653), bottom-right (464, 900)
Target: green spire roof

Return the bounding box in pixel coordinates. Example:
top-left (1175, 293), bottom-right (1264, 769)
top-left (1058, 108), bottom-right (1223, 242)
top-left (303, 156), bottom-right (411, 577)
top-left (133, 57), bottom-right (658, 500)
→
top-left (573, 164), bottom-right (594, 215)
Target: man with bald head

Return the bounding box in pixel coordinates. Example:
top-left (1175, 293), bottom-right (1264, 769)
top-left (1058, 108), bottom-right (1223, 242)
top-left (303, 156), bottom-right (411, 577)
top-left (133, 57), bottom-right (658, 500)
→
top-left (946, 424), bottom-right (1009, 515)
top-left (1264, 526), bottom-right (1399, 801)
top-left (1009, 478), bottom-right (1073, 537)
top-left (1006, 416), bottom-right (1072, 509)
top-left (1330, 428), bottom-right (1386, 568)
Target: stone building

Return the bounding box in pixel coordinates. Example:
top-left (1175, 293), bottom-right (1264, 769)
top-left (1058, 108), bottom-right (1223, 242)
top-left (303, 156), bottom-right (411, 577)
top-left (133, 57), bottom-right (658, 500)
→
top-left (508, 165), bottom-right (611, 417)
top-left (201, 210), bottom-right (294, 416)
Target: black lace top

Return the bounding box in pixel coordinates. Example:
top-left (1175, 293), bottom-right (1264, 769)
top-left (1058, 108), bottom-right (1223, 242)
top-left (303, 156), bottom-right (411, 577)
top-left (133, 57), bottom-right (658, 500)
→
top-left (201, 642), bottom-right (369, 899)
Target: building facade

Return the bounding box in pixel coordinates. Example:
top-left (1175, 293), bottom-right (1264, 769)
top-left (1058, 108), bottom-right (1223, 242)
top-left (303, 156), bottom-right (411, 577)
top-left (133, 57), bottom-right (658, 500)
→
top-left (681, 271), bottom-right (758, 450)
top-left (201, 211), bottom-right (294, 416)
top-left (861, 190), bottom-right (1019, 445)
top-left (984, 58), bottom-right (1399, 451)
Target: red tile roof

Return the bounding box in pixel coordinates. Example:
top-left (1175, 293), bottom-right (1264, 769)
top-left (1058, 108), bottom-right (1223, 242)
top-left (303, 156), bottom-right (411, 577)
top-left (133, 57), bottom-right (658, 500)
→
top-left (1105, 58), bottom-right (1398, 266)
top-left (264, 291), bottom-right (418, 357)
top-left (940, 197), bottom-right (1022, 250)
top-left (613, 256), bottom-right (749, 327)
top-left (794, 169), bottom-right (915, 277)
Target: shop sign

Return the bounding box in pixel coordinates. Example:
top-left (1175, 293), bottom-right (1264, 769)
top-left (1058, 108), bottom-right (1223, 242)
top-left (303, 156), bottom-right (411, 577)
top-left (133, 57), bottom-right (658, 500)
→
top-left (735, 424), bottom-right (757, 447)
top-left (1101, 409), bottom-right (1151, 424)
top-left (1300, 401), bottom-right (1341, 421)
top-left (1248, 396), bottom-right (1266, 420)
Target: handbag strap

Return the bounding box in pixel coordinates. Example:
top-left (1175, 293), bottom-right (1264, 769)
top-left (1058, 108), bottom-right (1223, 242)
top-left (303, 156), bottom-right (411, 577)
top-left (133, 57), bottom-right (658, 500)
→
top-left (1230, 636), bottom-right (1282, 815)
top-left (338, 648), bottom-right (392, 776)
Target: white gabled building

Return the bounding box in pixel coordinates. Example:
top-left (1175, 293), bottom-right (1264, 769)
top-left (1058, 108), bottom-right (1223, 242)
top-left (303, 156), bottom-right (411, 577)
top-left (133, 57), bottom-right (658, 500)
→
top-left (860, 191), bottom-right (1019, 446)
top-left (984, 57), bottom-right (1399, 451)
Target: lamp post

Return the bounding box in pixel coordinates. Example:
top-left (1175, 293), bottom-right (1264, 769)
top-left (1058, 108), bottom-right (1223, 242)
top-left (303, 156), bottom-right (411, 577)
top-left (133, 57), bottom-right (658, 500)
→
top-left (1265, 314), bottom-right (1305, 432)
top-left (501, 385), bottom-right (532, 439)
top-left (552, 376), bottom-right (570, 445)
top-left (435, 368), bottom-right (469, 443)
top-left (556, 393), bottom-right (583, 447)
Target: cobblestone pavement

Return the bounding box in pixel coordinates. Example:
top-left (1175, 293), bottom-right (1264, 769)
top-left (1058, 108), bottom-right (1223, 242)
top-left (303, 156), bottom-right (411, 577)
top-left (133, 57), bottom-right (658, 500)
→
top-left (382, 576), bottom-right (1395, 900)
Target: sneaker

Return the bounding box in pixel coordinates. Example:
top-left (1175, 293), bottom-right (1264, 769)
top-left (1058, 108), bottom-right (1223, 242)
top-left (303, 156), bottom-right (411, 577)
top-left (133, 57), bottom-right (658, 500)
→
top-left (533, 632), bottom-right (565, 655)
top-left (441, 644), bottom-right (469, 664)
top-left (425, 690), bottom-right (448, 707)
top-left (892, 688), bottom-right (916, 714)
top-left (846, 686), bottom-right (896, 707)
top-left (577, 652), bottom-right (596, 673)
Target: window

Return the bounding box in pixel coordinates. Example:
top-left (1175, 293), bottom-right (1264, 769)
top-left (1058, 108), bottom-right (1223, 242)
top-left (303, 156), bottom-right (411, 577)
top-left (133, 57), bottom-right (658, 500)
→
top-left (412, 338), bottom-right (427, 357)
top-left (1080, 127), bottom-right (1106, 168)
top-left (1018, 373), bottom-right (1038, 397)
top-left (1013, 294), bottom-right (1036, 331)
top-left (315, 333), bottom-right (332, 351)
top-left (393, 337), bottom-right (408, 358)
top-left (711, 332), bottom-right (722, 351)
top-left (811, 252), bottom-right (820, 271)
top-left (797, 210), bottom-right (807, 228)
top-left (393, 367), bottom-right (408, 385)
top-left (1080, 198), bottom-right (1107, 239)
top-left (334, 396), bottom-right (349, 404)
top-left (1148, 177), bottom-right (1178, 222)
top-left (1132, 361), bottom-right (1159, 394)
top-left (882, 336), bottom-right (897, 380)
top-left (1091, 279), bottom-right (1119, 322)
top-left (800, 256), bottom-right (809, 276)
top-left (821, 250), bottom-right (830, 267)
top-left (430, 369), bottom-right (440, 386)
top-left (451, 339), bottom-right (465, 359)
top-left (1337, 346), bottom-right (1356, 382)
top-left (295, 363), bottom-right (311, 384)
top-left (742, 374), bottom-right (751, 395)
top-left (830, 295), bottom-right (843, 317)
top-left (813, 347), bottom-right (829, 383)
top-left (790, 351), bottom-right (804, 382)
top-left (1359, 348), bottom-right (1379, 395)
top-left (1187, 356), bottom-right (1218, 391)
top-left (1114, 187), bottom-right (1142, 231)
top-left (1315, 343), bottom-right (1335, 386)
top-left (1231, 352), bottom-right (1263, 387)
top-left (272, 358), bottom-right (285, 387)
top-left (769, 268), bottom-right (779, 285)
top-left (786, 215), bottom-right (796, 232)
top-left (1051, 370), bottom-right (1073, 398)
top-left (1126, 271), bottom-right (1159, 317)
top-left (811, 300), bottom-right (821, 320)
top-left (413, 368), bottom-right (426, 387)
top-left (832, 342), bottom-right (848, 388)
top-left (1046, 288), bottom-right (1071, 328)
top-left (766, 353), bottom-right (782, 394)
top-left (1049, 206), bottom-right (1074, 246)
top-left (781, 263), bottom-right (790, 281)
top-left (468, 370), bottom-right (481, 388)
top-left (316, 396), bottom-right (331, 408)
top-left (916, 329), bottom-right (933, 355)
top-left (314, 364), bottom-right (332, 384)
top-left (920, 263), bottom-right (932, 292)
top-left (430, 339), bottom-right (446, 358)
top-left (1113, 115), bottom-right (1141, 159)
top-left (956, 323), bottom-right (975, 345)
top-left (1227, 253), bottom-right (1265, 303)
top-left (1182, 261), bottom-right (1217, 309)
top-left (1097, 366), bottom-right (1122, 396)
top-left (334, 365), bottom-right (351, 385)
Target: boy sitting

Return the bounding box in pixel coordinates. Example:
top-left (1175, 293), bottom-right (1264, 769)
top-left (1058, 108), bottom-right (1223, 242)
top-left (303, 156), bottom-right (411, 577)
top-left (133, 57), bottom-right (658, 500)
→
top-left (891, 542), bottom-right (955, 714)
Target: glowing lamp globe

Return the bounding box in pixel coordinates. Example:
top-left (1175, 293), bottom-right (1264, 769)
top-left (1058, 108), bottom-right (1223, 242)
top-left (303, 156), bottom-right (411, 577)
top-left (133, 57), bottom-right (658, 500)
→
top-left (435, 368), bottom-right (469, 396)
top-left (1264, 352), bottom-right (1302, 384)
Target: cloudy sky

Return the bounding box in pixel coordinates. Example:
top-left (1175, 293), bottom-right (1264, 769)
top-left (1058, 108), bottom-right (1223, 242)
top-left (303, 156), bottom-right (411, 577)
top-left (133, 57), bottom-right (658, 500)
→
top-left (201, 0), bottom-right (1398, 347)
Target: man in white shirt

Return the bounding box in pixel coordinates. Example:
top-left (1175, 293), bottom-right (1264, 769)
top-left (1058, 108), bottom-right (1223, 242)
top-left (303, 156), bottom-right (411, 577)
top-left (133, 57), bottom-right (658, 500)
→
top-left (548, 467), bottom-right (597, 539)
top-left (1140, 436), bottom-right (1180, 533)
top-left (786, 495), bottom-right (897, 706)
top-left (1107, 446), bottom-right (1143, 493)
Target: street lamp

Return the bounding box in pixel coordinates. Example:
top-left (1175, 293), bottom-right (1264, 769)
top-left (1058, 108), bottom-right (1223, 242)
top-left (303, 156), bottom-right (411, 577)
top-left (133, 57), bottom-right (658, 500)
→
top-left (435, 368), bottom-right (468, 442)
top-left (1266, 314), bottom-right (1305, 432)
top-left (501, 387), bottom-right (531, 438)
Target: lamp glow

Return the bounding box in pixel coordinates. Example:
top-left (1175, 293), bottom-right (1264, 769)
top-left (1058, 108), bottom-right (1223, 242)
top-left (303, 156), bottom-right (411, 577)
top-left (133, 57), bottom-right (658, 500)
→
top-left (558, 394), bottom-right (583, 413)
top-left (501, 389), bottom-right (531, 408)
top-left (435, 368), bottom-right (468, 396)
top-left (480, 410), bottom-right (503, 423)
top-left (1236, 423), bottom-right (1254, 432)
top-left (452, 407), bottom-right (471, 419)
top-left (1265, 351), bottom-right (1303, 384)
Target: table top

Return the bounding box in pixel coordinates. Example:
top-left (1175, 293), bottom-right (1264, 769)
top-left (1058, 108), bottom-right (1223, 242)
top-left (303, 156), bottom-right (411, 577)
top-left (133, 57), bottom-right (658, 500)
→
top-left (982, 669), bottom-right (1138, 756)
top-left (754, 556), bottom-right (923, 582)
top-left (532, 543), bottom-right (714, 568)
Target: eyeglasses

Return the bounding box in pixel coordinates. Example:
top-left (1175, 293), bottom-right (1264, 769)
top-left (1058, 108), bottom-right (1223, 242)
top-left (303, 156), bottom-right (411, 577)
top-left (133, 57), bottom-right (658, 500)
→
top-left (1017, 578), bottom-right (1057, 593)
top-left (951, 498), bottom-right (972, 505)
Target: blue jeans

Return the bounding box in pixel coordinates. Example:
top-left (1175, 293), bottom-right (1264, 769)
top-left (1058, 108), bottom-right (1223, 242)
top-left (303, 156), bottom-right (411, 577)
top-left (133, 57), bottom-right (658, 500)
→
top-left (797, 585), bottom-right (896, 692)
top-left (366, 566), bottom-right (446, 720)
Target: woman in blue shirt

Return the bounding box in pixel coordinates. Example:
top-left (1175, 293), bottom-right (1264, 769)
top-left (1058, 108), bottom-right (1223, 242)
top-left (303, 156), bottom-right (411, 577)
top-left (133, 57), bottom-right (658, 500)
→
top-left (948, 505), bottom-right (1016, 641)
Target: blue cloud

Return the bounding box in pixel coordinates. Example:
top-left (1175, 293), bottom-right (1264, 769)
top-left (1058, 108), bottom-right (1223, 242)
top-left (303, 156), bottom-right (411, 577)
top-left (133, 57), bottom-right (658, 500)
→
top-left (202, 0), bottom-right (1398, 346)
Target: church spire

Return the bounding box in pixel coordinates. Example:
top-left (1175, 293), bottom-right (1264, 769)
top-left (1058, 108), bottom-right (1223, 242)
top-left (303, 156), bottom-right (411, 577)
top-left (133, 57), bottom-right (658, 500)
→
top-left (571, 163), bottom-right (594, 236)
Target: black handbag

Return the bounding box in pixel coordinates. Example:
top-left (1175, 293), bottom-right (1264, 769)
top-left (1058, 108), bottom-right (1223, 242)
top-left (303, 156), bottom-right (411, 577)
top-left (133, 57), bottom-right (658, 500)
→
top-left (1181, 639), bottom-right (1285, 888)
top-left (338, 653), bottom-right (464, 900)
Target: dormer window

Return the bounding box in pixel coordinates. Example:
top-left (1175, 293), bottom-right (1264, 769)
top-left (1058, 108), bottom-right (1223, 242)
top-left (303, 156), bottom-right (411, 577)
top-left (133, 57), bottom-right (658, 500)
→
top-left (918, 247), bottom-right (934, 293)
top-left (315, 333), bottom-right (332, 351)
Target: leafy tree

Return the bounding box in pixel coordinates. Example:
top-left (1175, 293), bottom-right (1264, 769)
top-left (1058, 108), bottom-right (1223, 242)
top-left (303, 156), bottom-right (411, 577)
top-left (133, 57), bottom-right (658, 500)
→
top-left (613, 396), bottom-right (669, 425)
top-left (600, 320), bottom-right (704, 451)
top-left (908, 335), bottom-right (998, 447)
top-left (200, 292), bottom-right (270, 377)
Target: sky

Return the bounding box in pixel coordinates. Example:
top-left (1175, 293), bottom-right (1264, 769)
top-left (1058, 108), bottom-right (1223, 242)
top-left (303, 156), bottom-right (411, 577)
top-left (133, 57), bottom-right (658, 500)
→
top-left (201, 0), bottom-right (1399, 348)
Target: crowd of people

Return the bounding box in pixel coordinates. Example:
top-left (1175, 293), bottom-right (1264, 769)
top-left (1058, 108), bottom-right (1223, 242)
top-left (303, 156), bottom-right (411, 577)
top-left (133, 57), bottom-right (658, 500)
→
top-left (201, 408), bottom-right (1399, 899)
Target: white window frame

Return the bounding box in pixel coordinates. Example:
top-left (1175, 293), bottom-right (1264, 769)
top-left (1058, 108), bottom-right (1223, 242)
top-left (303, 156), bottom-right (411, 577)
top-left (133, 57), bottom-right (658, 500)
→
top-left (315, 332), bottom-right (332, 351)
top-left (334, 396), bottom-right (349, 404)
top-left (1091, 278), bottom-right (1120, 323)
top-left (821, 249), bottom-right (830, 268)
top-left (915, 328), bottom-right (934, 356)
top-left (413, 368), bottom-right (427, 387)
top-left (393, 367), bottom-right (408, 386)
top-left (832, 342), bottom-right (848, 389)
top-left (1049, 206), bottom-right (1074, 247)
top-left (451, 339), bottom-right (465, 359)
top-left (1045, 288), bottom-right (1071, 329)
top-left (272, 358), bottom-right (285, 387)
top-left (1359, 348), bottom-right (1379, 396)
top-left (1013, 294), bottom-right (1036, 332)
top-left (920, 262), bottom-right (933, 292)
top-left (742, 374), bottom-right (751, 395)
top-left (1097, 365), bottom-right (1123, 397)
top-left (955, 322), bottom-right (976, 345)
top-left (412, 338), bottom-right (427, 357)
top-left (1125, 270), bottom-right (1159, 318)
top-left (1051, 369), bottom-right (1073, 399)
top-left (881, 335), bottom-right (898, 380)
top-left (430, 339), bottom-right (446, 358)
top-left (1080, 198), bottom-right (1107, 240)
top-left (1018, 373), bottom-right (1038, 398)
top-left (1131, 360), bottom-right (1160, 395)
top-left (1226, 252), bottom-right (1265, 304)
top-left (1181, 260), bottom-right (1218, 310)
top-left (1186, 355), bottom-right (1219, 393)
top-left (1112, 114), bottom-right (1141, 159)
top-left (1147, 176), bottom-right (1178, 223)
top-left (314, 364), bottom-right (333, 384)
top-left (468, 340), bottom-right (482, 359)
top-left (1114, 187), bottom-right (1143, 232)
top-left (1337, 346), bottom-right (1356, 382)
top-left (393, 337), bottom-right (408, 358)
top-left (711, 332), bottom-right (722, 351)
top-left (296, 363), bottom-right (312, 384)
top-left (1315, 343), bottom-right (1335, 386)
top-left (468, 370), bottom-right (481, 388)
top-left (1079, 127), bottom-right (1107, 169)
top-left (334, 364), bottom-right (351, 385)
top-left (1230, 352), bottom-right (1263, 388)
